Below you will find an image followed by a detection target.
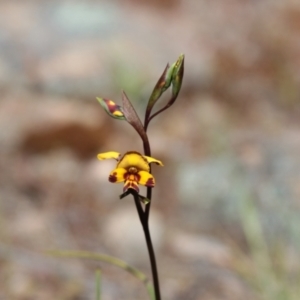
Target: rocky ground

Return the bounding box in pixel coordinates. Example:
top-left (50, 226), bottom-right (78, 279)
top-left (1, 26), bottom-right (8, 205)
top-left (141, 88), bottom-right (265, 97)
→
top-left (0, 1), bottom-right (300, 299)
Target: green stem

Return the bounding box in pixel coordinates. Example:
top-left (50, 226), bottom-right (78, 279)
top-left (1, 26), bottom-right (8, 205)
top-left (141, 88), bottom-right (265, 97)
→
top-left (96, 269), bottom-right (101, 300)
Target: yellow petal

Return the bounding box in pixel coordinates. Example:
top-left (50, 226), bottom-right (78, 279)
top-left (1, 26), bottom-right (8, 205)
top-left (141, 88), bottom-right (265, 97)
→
top-left (97, 151), bottom-right (121, 161)
top-left (137, 170), bottom-right (155, 187)
top-left (109, 168), bottom-right (127, 183)
top-left (117, 151), bottom-right (149, 172)
top-left (143, 155), bottom-right (164, 166)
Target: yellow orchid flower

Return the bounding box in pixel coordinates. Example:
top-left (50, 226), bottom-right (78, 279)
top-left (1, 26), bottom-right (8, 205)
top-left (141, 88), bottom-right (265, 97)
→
top-left (97, 151), bottom-right (163, 193)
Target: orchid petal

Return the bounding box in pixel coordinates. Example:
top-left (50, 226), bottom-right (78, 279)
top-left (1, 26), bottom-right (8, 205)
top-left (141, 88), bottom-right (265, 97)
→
top-left (109, 168), bottom-right (127, 183)
top-left (97, 152), bottom-right (121, 161)
top-left (137, 171), bottom-right (155, 187)
top-left (143, 156), bottom-right (163, 166)
top-left (117, 151), bottom-right (149, 172)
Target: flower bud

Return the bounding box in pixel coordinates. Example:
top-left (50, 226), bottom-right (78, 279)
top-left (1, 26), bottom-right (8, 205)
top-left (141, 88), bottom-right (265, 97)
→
top-left (96, 97), bottom-right (126, 120)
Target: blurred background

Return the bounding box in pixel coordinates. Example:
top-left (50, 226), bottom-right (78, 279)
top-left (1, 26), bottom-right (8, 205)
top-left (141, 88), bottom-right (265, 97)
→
top-left (0, 0), bottom-right (300, 299)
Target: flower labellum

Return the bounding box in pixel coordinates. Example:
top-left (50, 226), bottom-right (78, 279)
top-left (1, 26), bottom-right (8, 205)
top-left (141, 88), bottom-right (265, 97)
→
top-left (97, 151), bottom-right (163, 193)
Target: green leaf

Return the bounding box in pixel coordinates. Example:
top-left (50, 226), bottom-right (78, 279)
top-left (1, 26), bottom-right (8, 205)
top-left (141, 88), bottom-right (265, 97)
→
top-left (96, 97), bottom-right (126, 120)
top-left (145, 63), bottom-right (173, 123)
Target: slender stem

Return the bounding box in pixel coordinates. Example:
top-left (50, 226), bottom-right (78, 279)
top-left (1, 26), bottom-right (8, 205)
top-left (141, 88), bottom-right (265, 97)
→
top-left (142, 113), bottom-right (161, 299)
top-left (144, 112), bottom-right (150, 137)
top-left (96, 269), bottom-right (101, 300)
top-left (143, 129), bottom-right (152, 221)
top-left (147, 103), bottom-right (171, 125)
top-left (133, 193), bottom-right (161, 300)
top-left (133, 191), bottom-right (145, 224)
top-left (145, 187), bottom-right (152, 221)
top-left (143, 139), bottom-right (151, 157)
top-left (143, 216), bottom-right (161, 300)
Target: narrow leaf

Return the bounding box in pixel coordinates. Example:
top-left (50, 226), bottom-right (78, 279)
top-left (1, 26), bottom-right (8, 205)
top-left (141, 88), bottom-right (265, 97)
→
top-left (145, 63), bottom-right (173, 123)
top-left (96, 97), bottom-right (126, 120)
top-left (121, 91), bottom-right (149, 145)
